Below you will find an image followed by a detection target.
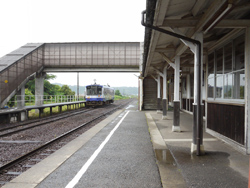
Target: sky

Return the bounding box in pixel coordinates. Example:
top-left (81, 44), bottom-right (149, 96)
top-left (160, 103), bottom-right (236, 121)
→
top-left (0, 0), bottom-right (145, 87)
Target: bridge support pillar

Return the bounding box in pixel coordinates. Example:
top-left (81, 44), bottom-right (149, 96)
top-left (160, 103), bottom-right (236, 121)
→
top-left (17, 85), bottom-right (26, 121)
top-left (35, 73), bottom-right (46, 113)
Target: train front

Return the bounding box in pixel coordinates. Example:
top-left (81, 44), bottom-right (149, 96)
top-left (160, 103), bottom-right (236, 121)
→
top-left (85, 85), bottom-right (104, 106)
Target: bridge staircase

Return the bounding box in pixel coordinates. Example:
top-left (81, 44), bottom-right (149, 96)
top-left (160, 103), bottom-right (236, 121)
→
top-left (0, 43), bottom-right (44, 107)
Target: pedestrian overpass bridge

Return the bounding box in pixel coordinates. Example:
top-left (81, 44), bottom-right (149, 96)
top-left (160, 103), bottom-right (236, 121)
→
top-left (0, 42), bottom-right (141, 107)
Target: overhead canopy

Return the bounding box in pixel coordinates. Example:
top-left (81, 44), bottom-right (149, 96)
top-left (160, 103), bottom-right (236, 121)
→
top-left (142, 0), bottom-right (250, 78)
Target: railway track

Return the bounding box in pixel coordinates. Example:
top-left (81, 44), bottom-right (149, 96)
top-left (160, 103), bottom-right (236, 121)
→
top-left (0, 108), bottom-right (95, 137)
top-left (0, 103), bottom-right (106, 133)
top-left (0, 99), bottom-right (133, 185)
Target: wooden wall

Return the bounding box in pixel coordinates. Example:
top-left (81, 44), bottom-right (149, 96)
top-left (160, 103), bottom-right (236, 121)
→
top-left (207, 103), bottom-right (245, 145)
top-left (143, 77), bottom-right (160, 110)
top-left (182, 98), bottom-right (205, 117)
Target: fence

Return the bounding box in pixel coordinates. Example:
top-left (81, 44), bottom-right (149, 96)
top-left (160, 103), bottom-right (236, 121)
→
top-left (7, 95), bottom-right (85, 107)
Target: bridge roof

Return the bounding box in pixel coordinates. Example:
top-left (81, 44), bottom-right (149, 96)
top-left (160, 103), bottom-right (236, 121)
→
top-left (0, 43), bottom-right (43, 72)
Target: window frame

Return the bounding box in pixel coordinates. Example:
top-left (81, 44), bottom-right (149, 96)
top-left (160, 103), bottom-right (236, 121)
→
top-left (207, 32), bottom-right (245, 104)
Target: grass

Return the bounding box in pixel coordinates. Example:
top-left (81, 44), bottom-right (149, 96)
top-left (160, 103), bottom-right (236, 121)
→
top-left (28, 104), bottom-right (85, 119)
top-left (26, 96), bottom-right (135, 119)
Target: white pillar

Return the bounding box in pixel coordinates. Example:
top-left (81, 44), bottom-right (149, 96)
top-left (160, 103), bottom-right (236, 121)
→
top-left (157, 74), bottom-right (161, 98)
top-left (172, 55), bottom-right (181, 132)
top-left (77, 72), bottom-right (79, 100)
top-left (157, 74), bottom-right (162, 113)
top-left (191, 32), bottom-right (205, 155)
top-left (139, 78), bottom-right (143, 111)
top-left (162, 66), bottom-right (168, 119)
top-left (174, 56), bottom-right (180, 101)
top-left (245, 27), bottom-right (250, 154)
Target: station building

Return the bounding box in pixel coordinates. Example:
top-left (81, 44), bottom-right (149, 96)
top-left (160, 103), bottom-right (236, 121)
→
top-left (0, 0), bottom-right (250, 155)
top-left (139, 0), bottom-right (250, 154)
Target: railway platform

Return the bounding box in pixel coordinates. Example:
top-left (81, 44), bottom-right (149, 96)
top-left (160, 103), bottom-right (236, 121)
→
top-left (0, 101), bottom-right (86, 123)
top-left (2, 100), bottom-right (249, 188)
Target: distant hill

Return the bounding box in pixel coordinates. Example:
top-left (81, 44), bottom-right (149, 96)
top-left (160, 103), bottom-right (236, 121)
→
top-left (113, 87), bottom-right (138, 96)
top-left (51, 83), bottom-right (138, 96)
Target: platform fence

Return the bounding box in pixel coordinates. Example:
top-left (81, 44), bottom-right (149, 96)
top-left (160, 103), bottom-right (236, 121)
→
top-left (6, 95), bottom-right (85, 108)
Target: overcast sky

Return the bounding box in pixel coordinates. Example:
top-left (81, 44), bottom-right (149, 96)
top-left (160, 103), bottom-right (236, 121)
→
top-left (0, 0), bottom-right (145, 87)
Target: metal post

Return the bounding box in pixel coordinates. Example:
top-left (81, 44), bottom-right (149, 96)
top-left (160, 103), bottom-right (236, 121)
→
top-left (77, 72), bottom-right (79, 101)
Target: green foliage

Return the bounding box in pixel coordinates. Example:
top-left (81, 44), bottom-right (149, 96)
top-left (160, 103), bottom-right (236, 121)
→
top-left (114, 95), bottom-right (130, 100)
top-left (44, 80), bottom-right (64, 95)
top-left (115, 90), bottom-right (122, 96)
top-left (25, 89), bottom-right (35, 101)
top-left (240, 86), bottom-right (244, 99)
top-left (25, 79), bottom-right (35, 95)
top-left (60, 85), bottom-right (75, 95)
top-left (45, 74), bottom-right (56, 80)
top-left (25, 74), bottom-right (75, 96)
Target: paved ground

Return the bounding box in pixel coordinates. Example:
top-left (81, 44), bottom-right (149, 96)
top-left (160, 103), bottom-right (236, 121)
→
top-left (3, 102), bottom-right (249, 188)
top-left (4, 101), bottom-right (163, 188)
top-left (37, 107), bottom-right (162, 188)
top-left (150, 110), bottom-right (249, 188)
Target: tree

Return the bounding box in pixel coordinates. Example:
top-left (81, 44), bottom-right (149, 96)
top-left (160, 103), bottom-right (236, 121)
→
top-left (26, 74), bottom-right (58, 95)
top-left (25, 74), bottom-right (75, 96)
top-left (115, 90), bottom-right (122, 96)
top-left (60, 85), bottom-right (75, 95)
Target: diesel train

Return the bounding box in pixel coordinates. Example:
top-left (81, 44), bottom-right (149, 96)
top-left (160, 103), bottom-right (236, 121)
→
top-left (85, 84), bottom-right (115, 106)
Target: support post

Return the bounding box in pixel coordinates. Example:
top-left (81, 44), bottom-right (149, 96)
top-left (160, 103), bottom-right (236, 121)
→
top-left (191, 32), bottom-right (204, 155)
top-left (77, 72), bottom-right (79, 101)
top-left (16, 85), bottom-right (26, 121)
top-left (35, 73), bottom-right (46, 113)
top-left (157, 74), bottom-right (162, 113)
top-left (172, 55), bottom-right (181, 132)
top-left (245, 27), bottom-right (250, 154)
top-left (139, 78), bottom-right (143, 111)
top-left (162, 66), bottom-right (168, 119)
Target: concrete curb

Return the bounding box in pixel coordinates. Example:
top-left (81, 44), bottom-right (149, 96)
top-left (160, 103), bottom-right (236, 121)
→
top-left (145, 112), bottom-right (186, 188)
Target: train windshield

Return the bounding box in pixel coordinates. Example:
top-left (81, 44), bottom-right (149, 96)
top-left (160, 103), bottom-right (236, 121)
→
top-left (86, 86), bottom-right (102, 95)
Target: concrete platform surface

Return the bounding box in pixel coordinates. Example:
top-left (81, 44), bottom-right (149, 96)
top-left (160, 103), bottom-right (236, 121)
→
top-left (3, 101), bottom-right (163, 188)
top-left (3, 102), bottom-right (249, 188)
top-left (150, 110), bottom-right (249, 188)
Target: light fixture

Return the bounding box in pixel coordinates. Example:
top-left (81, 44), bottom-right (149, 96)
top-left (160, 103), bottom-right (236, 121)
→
top-left (204, 2), bottom-right (233, 34)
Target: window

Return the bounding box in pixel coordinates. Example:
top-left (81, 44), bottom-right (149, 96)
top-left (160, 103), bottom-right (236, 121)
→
top-left (207, 53), bottom-right (214, 98)
top-left (233, 70), bottom-right (245, 99)
top-left (224, 73), bottom-right (233, 98)
top-left (234, 35), bottom-right (244, 70)
top-left (224, 43), bottom-right (232, 74)
top-left (86, 86), bottom-right (103, 95)
top-left (207, 33), bottom-right (245, 100)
